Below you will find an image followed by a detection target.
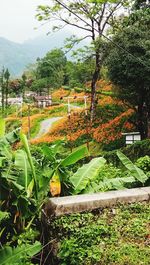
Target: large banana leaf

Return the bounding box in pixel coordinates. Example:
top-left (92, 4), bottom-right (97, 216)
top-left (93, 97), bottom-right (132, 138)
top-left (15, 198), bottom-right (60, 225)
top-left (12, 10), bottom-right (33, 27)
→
top-left (83, 176), bottom-right (135, 194)
top-left (0, 241), bottom-right (41, 265)
top-left (70, 157), bottom-right (106, 194)
top-left (117, 151), bottom-right (147, 184)
top-left (61, 146), bottom-right (89, 167)
top-left (0, 118), bottom-right (5, 137)
top-left (20, 133), bottom-right (38, 199)
top-left (15, 149), bottom-right (31, 195)
top-left (99, 176), bottom-right (136, 191)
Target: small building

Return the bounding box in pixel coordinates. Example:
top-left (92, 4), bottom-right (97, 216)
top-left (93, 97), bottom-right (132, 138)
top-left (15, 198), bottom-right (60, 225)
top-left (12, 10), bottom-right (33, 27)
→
top-left (33, 95), bottom-right (52, 108)
top-left (7, 97), bottom-right (23, 106)
top-left (25, 91), bottom-right (37, 98)
top-left (122, 132), bottom-right (141, 145)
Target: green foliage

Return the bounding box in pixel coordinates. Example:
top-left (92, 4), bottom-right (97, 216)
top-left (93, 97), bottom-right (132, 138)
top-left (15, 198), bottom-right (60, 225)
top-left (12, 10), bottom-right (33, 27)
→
top-left (0, 212), bottom-right (10, 224)
top-left (106, 9), bottom-right (150, 138)
top-left (70, 157), bottom-right (106, 194)
top-left (0, 241), bottom-right (41, 265)
top-left (136, 155), bottom-right (150, 176)
top-left (117, 151), bottom-right (148, 183)
top-left (0, 118), bottom-right (5, 137)
top-left (60, 146), bottom-right (89, 167)
top-left (35, 48), bottom-right (67, 89)
top-left (48, 202), bottom-right (150, 265)
top-left (20, 133), bottom-right (38, 199)
top-left (103, 139), bottom-right (150, 166)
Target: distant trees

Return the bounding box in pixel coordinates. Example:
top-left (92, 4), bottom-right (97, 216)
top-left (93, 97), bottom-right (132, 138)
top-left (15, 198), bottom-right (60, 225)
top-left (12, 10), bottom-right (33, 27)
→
top-left (30, 48), bottom-right (67, 95)
top-left (0, 67), bottom-right (10, 116)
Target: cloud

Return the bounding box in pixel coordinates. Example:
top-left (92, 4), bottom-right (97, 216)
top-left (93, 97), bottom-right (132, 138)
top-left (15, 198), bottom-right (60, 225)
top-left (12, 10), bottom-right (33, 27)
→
top-left (0, 0), bottom-right (50, 43)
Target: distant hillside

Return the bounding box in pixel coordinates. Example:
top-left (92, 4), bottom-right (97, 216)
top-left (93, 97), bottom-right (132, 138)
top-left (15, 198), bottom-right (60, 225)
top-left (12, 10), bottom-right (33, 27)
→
top-left (0, 30), bottom-right (85, 77)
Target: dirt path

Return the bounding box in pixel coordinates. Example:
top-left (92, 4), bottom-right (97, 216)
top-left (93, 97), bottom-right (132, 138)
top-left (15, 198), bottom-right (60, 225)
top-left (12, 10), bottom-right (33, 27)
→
top-left (35, 117), bottom-right (62, 139)
top-left (34, 104), bottom-right (83, 139)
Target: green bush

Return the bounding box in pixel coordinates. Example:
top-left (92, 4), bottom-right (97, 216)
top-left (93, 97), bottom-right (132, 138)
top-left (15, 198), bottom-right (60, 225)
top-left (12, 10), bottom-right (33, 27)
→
top-left (103, 139), bottom-right (150, 166)
top-left (135, 155), bottom-right (150, 178)
top-left (47, 203), bottom-right (150, 265)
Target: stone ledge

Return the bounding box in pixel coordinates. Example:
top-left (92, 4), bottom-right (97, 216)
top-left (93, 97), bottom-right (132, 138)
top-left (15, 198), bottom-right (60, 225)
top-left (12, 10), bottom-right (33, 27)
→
top-left (43, 187), bottom-right (150, 217)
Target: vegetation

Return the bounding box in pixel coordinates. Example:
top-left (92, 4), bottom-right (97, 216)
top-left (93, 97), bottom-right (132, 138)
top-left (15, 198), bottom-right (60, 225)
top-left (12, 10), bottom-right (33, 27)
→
top-left (106, 6), bottom-right (150, 139)
top-left (46, 202), bottom-right (150, 265)
top-left (0, 1), bottom-right (150, 264)
top-left (37, 0), bottom-right (133, 119)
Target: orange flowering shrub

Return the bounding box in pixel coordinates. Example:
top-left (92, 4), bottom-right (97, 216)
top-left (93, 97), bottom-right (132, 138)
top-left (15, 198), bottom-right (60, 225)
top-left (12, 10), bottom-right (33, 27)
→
top-left (33, 110), bottom-right (90, 144)
top-left (52, 88), bottom-right (70, 100)
top-left (96, 80), bottom-right (113, 91)
top-left (30, 135), bottom-right (63, 145)
top-left (93, 109), bottom-right (134, 144)
top-left (98, 96), bottom-right (124, 107)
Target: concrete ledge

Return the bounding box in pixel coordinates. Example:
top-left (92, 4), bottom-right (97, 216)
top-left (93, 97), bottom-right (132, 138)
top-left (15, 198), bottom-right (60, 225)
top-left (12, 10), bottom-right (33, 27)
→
top-left (43, 187), bottom-right (150, 217)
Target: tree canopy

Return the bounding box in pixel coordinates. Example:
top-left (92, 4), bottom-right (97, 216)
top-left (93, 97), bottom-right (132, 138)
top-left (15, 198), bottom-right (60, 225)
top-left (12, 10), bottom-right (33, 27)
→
top-left (36, 0), bottom-right (131, 119)
top-left (106, 7), bottom-right (150, 138)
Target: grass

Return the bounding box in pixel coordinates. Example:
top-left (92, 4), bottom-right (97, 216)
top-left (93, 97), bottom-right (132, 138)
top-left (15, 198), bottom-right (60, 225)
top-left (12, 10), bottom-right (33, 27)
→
top-left (48, 202), bottom-right (150, 265)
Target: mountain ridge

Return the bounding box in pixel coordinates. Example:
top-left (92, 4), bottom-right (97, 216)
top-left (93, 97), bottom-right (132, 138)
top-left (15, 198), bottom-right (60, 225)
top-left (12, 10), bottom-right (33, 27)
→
top-left (0, 30), bottom-right (76, 77)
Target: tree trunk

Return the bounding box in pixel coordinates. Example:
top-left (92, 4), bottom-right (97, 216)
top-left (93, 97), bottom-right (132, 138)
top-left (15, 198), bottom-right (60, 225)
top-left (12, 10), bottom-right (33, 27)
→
top-left (90, 50), bottom-right (101, 121)
top-left (137, 103), bottom-right (147, 140)
top-left (1, 82), bottom-right (5, 117)
top-left (146, 104), bottom-right (150, 138)
top-left (6, 80), bottom-right (8, 109)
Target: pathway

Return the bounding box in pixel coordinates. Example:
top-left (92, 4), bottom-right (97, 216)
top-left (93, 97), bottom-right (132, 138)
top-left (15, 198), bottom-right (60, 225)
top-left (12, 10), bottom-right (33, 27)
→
top-left (34, 117), bottom-right (62, 139)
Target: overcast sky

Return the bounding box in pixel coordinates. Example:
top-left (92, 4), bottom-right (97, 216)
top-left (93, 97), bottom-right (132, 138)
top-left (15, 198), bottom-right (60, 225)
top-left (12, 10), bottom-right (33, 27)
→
top-left (0, 0), bottom-right (53, 43)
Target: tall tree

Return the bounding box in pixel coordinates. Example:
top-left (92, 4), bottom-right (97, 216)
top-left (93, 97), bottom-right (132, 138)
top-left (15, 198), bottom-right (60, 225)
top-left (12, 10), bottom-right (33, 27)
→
top-left (21, 73), bottom-right (27, 99)
top-left (0, 67), bottom-right (5, 116)
top-left (36, 48), bottom-right (67, 89)
top-left (36, 0), bottom-right (130, 119)
top-left (106, 8), bottom-right (150, 139)
top-left (4, 68), bottom-right (10, 109)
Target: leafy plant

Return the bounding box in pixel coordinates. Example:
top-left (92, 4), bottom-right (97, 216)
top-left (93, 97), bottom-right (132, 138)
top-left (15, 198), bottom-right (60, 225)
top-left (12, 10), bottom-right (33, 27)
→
top-left (70, 157), bottom-right (106, 194)
top-left (20, 133), bottom-right (38, 199)
top-left (48, 203), bottom-right (150, 265)
top-left (136, 155), bottom-right (150, 175)
top-left (0, 241), bottom-right (41, 265)
top-left (117, 151), bottom-right (148, 184)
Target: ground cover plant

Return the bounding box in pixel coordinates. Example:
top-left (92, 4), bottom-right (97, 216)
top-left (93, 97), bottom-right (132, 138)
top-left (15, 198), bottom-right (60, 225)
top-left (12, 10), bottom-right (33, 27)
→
top-left (44, 202), bottom-right (150, 265)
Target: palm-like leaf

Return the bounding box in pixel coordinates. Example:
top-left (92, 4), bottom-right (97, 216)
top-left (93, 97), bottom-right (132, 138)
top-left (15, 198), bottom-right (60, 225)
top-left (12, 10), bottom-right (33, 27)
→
top-left (117, 151), bottom-right (147, 183)
top-left (15, 149), bottom-right (32, 196)
top-left (61, 146), bottom-right (89, 167)
top-left (20, 133), bottom-right (38, 199)
top-left (0, 241), bottom-right (41, 265)
top-left (0, 118), bottom-right (5, 137)
top-left (70, 157), bottom-right (106, 194)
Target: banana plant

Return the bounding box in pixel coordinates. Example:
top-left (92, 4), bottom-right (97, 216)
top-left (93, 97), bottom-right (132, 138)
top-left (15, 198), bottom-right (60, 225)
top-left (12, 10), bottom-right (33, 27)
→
top-left (0, 118), bottom-right (5, 137)
top-left (117, 151), bottom-right (148, 184)
top-left (0, 241), bottom-right (41, 265)
top-left (70, 157), bottom-right (106, 194)
top-left (20, 133), bottom-right (38, 199)
top-left (40, 143), bottom-right (89, 196)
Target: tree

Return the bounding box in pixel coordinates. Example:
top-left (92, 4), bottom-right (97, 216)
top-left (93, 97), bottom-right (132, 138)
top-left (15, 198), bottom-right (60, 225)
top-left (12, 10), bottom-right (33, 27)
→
top-left (21, 73), bottom-right (27, 99)
top-left (66, 55), bottom-right (95, 88)
top-left (0, 67), bottom-right (5, 116)
top-left (106, 8), bottom-right (150, 139)
top-left (30, 78), bottom-right (48, 95)
top-left (133, 0), bottom-right (149, 9)
top-left (4, 68), bottom-right (10, 109)
top-left (36, 0), bottom-right (131, 119)
top-left (36, 48), bottom-right (67, 89)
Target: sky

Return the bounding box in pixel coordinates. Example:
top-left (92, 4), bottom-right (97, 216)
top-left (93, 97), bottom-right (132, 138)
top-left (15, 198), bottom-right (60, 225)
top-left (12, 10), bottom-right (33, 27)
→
top-left (0, 0), bottom-right (53, 43)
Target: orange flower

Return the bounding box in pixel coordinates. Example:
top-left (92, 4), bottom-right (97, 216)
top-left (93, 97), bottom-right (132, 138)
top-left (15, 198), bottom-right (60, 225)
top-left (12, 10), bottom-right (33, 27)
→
top-left (93, 109), bottom-right (134, 144)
